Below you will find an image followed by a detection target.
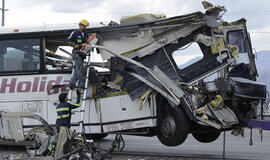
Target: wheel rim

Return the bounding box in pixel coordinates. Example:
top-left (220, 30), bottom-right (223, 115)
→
top-left (160, 116), bottom-right (176, 138)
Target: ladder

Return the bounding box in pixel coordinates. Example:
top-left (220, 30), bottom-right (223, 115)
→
top-left (211, 29), bottom-right (231, 78)
top-left (68, 52), bottom-right (92, 135)
top-left (211, 29), bottom-right (230, 62)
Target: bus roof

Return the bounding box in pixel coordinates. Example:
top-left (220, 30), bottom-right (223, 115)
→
top-left (0, 11), bottom-right (205, 36)
top-left (0, 12), bottom-right (205, 39)
top-left (0, 22), bottom-right (104, 35)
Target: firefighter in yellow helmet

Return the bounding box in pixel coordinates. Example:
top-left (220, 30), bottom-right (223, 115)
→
top-left (67, 19), bottom-right (89, 89)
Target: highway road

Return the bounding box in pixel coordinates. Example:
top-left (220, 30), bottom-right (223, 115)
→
top-left (98, 129), bottom-right (270, 160)
top-left (0, 129), bottom-right (269, 160)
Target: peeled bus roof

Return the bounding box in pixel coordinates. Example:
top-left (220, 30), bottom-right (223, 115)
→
top-left (0, 12), bottom-right (204, 36)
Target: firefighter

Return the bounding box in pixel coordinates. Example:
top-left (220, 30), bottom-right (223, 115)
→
top-left (55, 90), bottom-right (82, 132)
top-left (67, 19), bottom-right (89, 89)
top-left (54, 90), bottom-right (81, 158)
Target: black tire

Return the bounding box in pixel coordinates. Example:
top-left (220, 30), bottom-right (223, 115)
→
top-left (157, 105), bottom-right (190, 146)
top-left (85, 133), bottom-right (109, 140)
top-left (192, 126), bottom-right (220, 143)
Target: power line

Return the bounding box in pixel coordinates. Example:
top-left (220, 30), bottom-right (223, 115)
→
top-left (225, 14), bottom-right (270, 16)
top-left (228, 11), bottom-right (270, 13)
top-left (225, 11), bottom-right (270, 16)
top-left (250, 32), bottom-right (270, 34)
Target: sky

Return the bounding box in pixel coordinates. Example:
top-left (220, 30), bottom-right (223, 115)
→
top-left (2, 0), bottom-right (270, 60)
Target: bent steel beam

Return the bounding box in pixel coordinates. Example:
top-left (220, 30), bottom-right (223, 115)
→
top-left (87, 44), bottom-right (182, 106)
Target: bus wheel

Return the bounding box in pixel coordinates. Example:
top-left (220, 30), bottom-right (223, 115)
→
top-left (192, 127), bottom-right (220, 143)
top-left (85, 134), bottom-right (108, 140)
top-left (157, 105), bottom-right (190, 146)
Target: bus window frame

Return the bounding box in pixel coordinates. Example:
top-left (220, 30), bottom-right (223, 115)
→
top-left (0, 35), bottom-right (43, 76)
top-left (226, 29), bottom-right (258, 78)
top-left (42, 36), bottom-right (72, 74)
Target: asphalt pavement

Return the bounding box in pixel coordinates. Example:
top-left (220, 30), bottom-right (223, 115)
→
top-left (0, 129), bottom-right (269, 160)
top-left (98, 129), bottom-right (270, 160)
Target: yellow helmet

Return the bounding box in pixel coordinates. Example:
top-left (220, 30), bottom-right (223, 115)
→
top-left (79, 19), bottom-right (89, 27)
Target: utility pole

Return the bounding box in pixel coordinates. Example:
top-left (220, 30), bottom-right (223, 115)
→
top-left (0, 0), bottom-right (8, 26)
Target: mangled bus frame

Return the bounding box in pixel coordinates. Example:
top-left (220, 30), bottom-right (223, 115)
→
top-left (0, 1), bottom-right (267, 147)
top-left (83, 3), bottom-right (266, 146)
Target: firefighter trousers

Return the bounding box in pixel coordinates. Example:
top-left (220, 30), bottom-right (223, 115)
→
top-left (71, 49), bottom-right (85, 87)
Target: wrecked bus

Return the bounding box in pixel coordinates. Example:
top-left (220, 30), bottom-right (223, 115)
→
top-left (0, 2), bottom-right (267, 147)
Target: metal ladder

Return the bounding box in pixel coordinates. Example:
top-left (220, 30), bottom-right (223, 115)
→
top-left (211, 29), bottom-right (231, 78)
top-left (68, 52), bottom-right (92, 136)
top-left (211, 29), bottom-right (230, 62)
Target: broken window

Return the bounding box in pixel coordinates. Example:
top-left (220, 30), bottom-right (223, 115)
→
top-left (45, 38), bottom-right (108, 72)
top-left (228, 31), bottom-right (247, 53)
top-left (21, 116), bottom-right (44, 135)
top-left (45, 45), bottom-right (73, 71)
top-left (172, 42), bottom-right (203, 69)
top-left (0, 39), bottom-right (40, 72)
top-left (227, 30), bottom-right (250, 64)
top-left (44, 36), bottom-right (73, 71)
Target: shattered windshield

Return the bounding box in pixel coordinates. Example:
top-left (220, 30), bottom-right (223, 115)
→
top-left (228, 31), bottom-right (247, 53)
top-left (227, 30), bottom-right (249, 64)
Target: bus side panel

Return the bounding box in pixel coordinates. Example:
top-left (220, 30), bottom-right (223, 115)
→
top-left (70, 98), bottom-right (101, 133)
top-left (0, 101), bottom-right (23, 112)
top-left (47, 100), bottom-right (58, 125)
top-left (0, 74), bottom-right (71, 125)
top-left (21, 100), bottom-right (48, 126)
top-left (89, 94), bottom-right (155, 133)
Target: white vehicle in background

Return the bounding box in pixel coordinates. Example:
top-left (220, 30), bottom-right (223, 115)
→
top-left (0, 2), bottom-right (268, 147)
